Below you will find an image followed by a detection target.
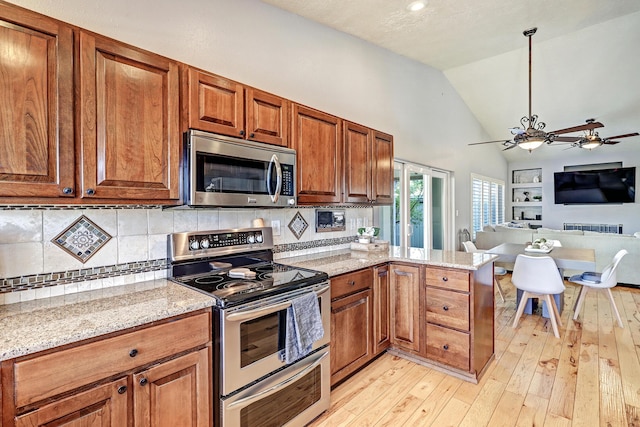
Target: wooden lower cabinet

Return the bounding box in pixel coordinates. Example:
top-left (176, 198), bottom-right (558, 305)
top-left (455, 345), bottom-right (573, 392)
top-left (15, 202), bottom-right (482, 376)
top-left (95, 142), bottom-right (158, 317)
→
top-left (330, 288), bottom-right (373, 386)
top-left (14, 378), bottom-right (128, 427)
top-left (373, 264), bottom-right (391, 354)
top-left (389, 263), bottom-right (421, 353)
top-left (3, 310), bottom-right (212, 427)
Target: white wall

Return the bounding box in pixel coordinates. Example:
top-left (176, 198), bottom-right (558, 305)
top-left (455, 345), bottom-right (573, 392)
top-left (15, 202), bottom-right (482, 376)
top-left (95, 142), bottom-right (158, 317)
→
top-left (509, 150), bottom-right (640, 233)
top-left (6, 0), bottom-right (507, 237)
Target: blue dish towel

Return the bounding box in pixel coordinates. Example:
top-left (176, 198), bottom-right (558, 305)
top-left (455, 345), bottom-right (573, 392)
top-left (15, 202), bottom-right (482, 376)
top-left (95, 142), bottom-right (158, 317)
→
top-left (281, 291), bottom-right (324, 364)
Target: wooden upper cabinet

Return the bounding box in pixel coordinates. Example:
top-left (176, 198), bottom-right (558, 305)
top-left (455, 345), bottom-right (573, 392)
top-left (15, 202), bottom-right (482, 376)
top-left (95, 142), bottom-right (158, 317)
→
top-left (372, 130), bottom-right (394, 204)
top-left (185, 68), bottom-right (244, 137)
top-left (343, 123), bottom-right (394, 205)
top-left (184, 68), bottom-right (290, 146)
top-left (343, 122), bottom-right (371, 204)
top-left (0, 4), bottom-right (74, 198)
top-left (292, 104), bottom-right (343, 204)
top-left (78, 31), bottom-right (180, 201)
top-left (246, 87), bottom-right (289, 146)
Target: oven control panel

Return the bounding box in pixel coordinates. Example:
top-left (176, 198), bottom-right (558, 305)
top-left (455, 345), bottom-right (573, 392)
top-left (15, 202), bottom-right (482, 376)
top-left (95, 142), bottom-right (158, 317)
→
top-left (188, 230), bottom-right (264, 251)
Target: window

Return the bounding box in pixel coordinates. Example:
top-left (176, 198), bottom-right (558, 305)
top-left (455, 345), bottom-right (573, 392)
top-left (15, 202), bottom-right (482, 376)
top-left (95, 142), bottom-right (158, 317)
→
top-left (471, 174), bottom-right (504, 239)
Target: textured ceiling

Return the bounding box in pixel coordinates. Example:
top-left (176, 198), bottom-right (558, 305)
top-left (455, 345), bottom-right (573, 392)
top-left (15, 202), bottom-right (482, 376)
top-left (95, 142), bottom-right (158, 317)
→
top-left (261, 0), bottom-right (640, 161)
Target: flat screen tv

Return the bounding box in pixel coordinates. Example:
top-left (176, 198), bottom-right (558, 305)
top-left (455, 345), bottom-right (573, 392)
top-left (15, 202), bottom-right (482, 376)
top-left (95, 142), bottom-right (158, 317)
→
top-left (554, 167), bottom-right (636, 204)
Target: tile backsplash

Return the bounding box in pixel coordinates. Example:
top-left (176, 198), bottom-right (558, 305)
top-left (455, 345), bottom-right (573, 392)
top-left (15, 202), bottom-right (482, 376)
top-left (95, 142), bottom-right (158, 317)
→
top-left (0, 206), bottom-right (373, 304)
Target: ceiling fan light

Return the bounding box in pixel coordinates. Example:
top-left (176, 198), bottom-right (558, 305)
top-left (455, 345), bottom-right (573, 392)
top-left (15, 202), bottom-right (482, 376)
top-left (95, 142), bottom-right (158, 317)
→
top-left (517, 138), bottom-right (545, 151)
top-left (407, 1), bottom-right (427, 12)
top-left (580, 140), bottom-right (602, 150)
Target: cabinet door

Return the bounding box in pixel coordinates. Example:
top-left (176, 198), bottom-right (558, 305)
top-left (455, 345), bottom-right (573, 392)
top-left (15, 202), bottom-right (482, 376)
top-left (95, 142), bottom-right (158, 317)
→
top-left (330, 289), bottom-right (373, 385)
top-left (186, 68), bottom-right (245, 138)
top-left (371, 131), bottom-right (394, 205)
top-left (390, 264), bottom-right (421, 352)
top-left (292, 104), bottom-right (342, 204)
top-left (373, 265), bottom-right (391, 354)
top-left (134, 346), bottom-right (211, 427)
top-left (343, 121), bottom-right (371, 204)
top-left (246, 87), bottom-right (289, 147)
top-left (78, 31), bottom-right (180, 201)
top-left (0, 4), bottom-right (74, 198)
top-left (15, 378), bottom-right (128, 427)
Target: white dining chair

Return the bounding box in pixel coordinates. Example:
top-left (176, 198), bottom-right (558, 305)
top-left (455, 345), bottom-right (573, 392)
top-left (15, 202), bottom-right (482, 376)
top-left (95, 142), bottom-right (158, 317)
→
top-left (569, 249), bottom-right (628, 328)
top-left (462, 241), bottom-right (506, 302)
top-left (511, 255), bottom-right (566, 338)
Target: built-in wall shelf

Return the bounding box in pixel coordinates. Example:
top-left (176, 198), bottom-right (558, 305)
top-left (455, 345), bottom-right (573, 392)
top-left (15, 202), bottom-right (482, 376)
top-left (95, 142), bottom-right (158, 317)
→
top-left (511, 168), bottom-right (543, 223)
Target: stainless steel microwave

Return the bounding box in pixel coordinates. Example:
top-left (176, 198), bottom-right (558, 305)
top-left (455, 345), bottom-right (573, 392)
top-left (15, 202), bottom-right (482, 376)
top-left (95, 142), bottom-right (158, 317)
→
top-left (184, 130), bottom-right (296, 207)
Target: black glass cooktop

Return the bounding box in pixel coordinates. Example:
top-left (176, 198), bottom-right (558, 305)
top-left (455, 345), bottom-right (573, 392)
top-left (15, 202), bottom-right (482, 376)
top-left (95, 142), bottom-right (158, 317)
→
top-left (171, 260), bottom-right (328, 308)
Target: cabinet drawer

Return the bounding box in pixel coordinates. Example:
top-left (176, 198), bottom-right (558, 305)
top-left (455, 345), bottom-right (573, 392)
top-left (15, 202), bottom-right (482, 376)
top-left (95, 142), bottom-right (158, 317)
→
top-left (425, 287), bottom-right (470, 331)
top-left (425, 324), bottom-right (470, 372)
top-left (331, 269), bottom-right (373, 300)
top-left (425, 267), bottom-right (469, 292)
top-left (14, 311), bottom-right (211, 407)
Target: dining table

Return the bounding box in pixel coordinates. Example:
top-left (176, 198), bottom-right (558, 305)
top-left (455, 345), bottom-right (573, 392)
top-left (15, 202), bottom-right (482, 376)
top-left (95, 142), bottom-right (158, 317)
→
top-left (486, 242), bottom-right (596, 318)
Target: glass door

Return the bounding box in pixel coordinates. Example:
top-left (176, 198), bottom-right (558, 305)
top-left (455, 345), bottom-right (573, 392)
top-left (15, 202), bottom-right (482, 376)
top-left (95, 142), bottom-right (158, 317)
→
top-left (378, 161), bottom-right (451, 250)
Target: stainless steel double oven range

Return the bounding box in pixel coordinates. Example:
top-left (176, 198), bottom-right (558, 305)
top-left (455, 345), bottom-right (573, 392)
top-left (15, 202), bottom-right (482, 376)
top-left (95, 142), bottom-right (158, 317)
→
top-left (168, 227), bottom-right (330, 427)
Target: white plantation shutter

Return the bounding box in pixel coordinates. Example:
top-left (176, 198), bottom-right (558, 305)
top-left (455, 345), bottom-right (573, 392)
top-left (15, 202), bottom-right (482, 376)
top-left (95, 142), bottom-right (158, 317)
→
top-left (471, 174), bottom-right (504, 239)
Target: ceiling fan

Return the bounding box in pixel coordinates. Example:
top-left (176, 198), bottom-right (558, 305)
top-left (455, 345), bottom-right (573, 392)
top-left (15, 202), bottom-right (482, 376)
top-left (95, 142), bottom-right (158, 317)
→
top-left (469, 27), bottom-right (603, 152)
top-left (556, 120), bottom-right (640, 150)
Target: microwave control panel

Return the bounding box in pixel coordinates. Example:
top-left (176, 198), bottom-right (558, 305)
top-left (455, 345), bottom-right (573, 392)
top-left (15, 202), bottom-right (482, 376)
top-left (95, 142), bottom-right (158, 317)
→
top-left (315, 209), bottom-right (346, 232)
top-left (281, 164), bottom-right (294, 196)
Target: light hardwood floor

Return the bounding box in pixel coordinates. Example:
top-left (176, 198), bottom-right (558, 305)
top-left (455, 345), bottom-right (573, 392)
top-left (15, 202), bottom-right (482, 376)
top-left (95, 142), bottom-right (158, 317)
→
top-left (310, 275), bottom-right (640, 426)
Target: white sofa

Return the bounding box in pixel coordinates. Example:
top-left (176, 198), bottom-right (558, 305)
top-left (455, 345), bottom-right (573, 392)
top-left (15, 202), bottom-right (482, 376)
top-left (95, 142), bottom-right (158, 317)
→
top-left (475, 225), bottom-right (640, 286)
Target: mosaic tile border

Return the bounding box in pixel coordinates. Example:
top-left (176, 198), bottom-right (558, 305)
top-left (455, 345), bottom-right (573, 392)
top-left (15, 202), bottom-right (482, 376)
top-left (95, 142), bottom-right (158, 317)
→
top-left (273, 236), bottom-right (357, 254)
top-left (0, 205), bottom-right (167, 210)
top-left (0, 259), bottom-right (169, 294)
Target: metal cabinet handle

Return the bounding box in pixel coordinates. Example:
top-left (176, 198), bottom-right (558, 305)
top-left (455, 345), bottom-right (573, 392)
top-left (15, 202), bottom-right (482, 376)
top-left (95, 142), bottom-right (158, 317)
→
top-left (348, 280), bottom-right (355, 286)
top-left (239, 130), bottom-right (245, 136)
top-left (443, 344), bottom-right (449, 350)
top-left (249, 133), bottom-right (255, 138)
top-left (139, 377), bottom-right (148, 386)
top-left (443, 306), bottom-right (449, 311)
top-left (62, 187), bottom-right (73, 194)
top-left (86, 188), bottom-right (95, 196)
top-left (117, 385), bottom-right (127, 394)
top-left (129, 349), bottom-right (138, 357)
top-left (442, 276), bottom-right (448, 282)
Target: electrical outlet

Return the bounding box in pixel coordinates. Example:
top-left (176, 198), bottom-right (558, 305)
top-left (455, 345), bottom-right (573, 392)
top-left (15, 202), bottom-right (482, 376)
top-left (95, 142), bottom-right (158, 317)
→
top-left (271, 220), bottom-right (281, 236)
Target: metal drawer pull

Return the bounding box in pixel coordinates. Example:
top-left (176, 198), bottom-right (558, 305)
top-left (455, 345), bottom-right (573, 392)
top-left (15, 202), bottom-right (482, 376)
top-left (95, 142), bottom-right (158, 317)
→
top-left (129, 349), bottom-right (138, 357)
top-left (348, 280), bottom-right (355, 286)
top-left (442, 277), bottom-right (448, 281)
top-left (117, 385), bottom-right (127, 394)
top-left (443, 306), bottom-right (449, 311)
top-left (139, 378), bottom-right (148, 386)
top-left (443, 344), bottom-right (449, 350)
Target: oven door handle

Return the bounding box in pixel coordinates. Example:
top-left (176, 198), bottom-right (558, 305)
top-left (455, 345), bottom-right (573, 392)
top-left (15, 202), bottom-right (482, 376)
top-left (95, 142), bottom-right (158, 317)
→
top-left (227, 350), bottom-right (328, 409)
top-left (225, 284), bottom-right (330, 322)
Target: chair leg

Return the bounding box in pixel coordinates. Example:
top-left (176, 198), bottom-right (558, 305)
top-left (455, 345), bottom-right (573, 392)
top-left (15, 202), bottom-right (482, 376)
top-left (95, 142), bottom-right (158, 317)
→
top-left (494, 276), bottom-right (505, 303)
top-left (606, 288), bottom-right (624, 328)
top-left (549, 294), bottom-right (563, 328)
top-left (513, 291), bottom-right (529, 329)
top-left (545, 294), bottom-right (561, 338)
top-left (573, 286), bottom-right (588, 321)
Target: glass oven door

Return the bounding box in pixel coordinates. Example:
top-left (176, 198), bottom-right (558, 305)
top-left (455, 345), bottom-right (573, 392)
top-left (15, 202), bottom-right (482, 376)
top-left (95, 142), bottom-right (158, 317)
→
top-left (220, 283), bottom-right (330, 396)
top-left (221, 347), bottom-right (330, 427)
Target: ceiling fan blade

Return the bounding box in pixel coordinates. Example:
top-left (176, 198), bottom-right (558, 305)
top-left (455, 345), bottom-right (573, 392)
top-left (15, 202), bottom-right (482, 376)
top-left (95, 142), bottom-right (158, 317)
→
top-left (551, 121), bottom-right (604, 135)
top-left (604, 132), bottom-right (639, 140)
top-left (551, 136), bottom-right (582, 142)
top-left (502, 144), bottom-right (517, 151)
top-left (468, 140), bottom-right (511, 146)
top-left (603, 141), bottom-right (621, 145)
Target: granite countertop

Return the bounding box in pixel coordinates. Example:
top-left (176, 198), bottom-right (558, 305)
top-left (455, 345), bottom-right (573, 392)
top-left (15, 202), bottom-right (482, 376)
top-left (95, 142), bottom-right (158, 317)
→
top-left (281, 247), bottom-right (497, 277)
top-left (0, 279), bottom-right (215, 361)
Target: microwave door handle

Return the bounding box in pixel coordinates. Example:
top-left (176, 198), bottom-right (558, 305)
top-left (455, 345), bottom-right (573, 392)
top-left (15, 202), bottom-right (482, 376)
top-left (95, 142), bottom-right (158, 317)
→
top-left (227, 350), bottom-right (328, 409)
top-left (225, 284), bottom-right (330, 322)
top-left (267, 154), bottom-right (282, 203)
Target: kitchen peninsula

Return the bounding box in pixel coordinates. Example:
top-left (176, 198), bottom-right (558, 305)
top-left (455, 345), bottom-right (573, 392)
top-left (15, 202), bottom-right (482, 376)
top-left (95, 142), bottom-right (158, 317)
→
top-left (282, 247), bottom-right (497, 385)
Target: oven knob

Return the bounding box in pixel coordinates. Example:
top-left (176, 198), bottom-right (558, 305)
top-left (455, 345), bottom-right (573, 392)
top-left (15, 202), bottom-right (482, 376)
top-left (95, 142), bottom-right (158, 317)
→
top-left (200, 238), bottom-right (210, 249)
top-left (256, 233), bottom-right (263, 243)
top-left (189, 240), bottom-right (200, 250)
top-left (247, 234), bottom-right (255, 244)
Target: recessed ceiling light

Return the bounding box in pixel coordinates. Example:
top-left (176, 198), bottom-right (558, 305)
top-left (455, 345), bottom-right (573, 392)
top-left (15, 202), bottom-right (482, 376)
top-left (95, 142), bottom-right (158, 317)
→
top-left (407, 1), bottom-right (427, 12)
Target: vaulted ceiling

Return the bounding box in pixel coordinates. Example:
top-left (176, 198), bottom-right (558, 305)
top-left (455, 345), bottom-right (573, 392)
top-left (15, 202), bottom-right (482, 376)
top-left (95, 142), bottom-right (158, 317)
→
top-left (261, 0), bottom-right (640, 162)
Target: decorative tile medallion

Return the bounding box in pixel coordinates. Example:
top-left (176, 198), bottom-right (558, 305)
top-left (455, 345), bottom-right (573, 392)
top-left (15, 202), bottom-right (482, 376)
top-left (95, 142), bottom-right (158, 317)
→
top-left (52, 215), bottom-right (112, 263)
top-left (288, 211), bottom-right (308, 240)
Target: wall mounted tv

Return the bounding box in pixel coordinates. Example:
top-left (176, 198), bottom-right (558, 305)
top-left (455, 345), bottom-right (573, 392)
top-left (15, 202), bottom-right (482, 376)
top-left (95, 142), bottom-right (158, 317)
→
top-left (554, 167), bottom-right (636, 204)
